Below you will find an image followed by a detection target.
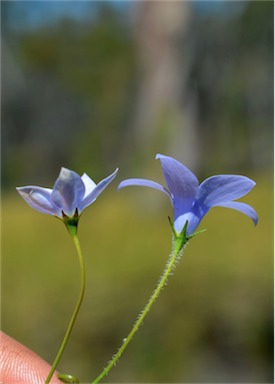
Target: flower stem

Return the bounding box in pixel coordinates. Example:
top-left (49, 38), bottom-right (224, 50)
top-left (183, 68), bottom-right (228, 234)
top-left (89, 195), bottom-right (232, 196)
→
top-left (91, 234), bottom-right (188, 384)
top-left (45, 232), bottom-right (85, 384)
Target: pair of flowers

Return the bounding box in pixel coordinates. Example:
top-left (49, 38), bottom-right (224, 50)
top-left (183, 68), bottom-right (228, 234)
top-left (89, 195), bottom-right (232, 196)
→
top-left (17, 154), bottom-right (258, 236)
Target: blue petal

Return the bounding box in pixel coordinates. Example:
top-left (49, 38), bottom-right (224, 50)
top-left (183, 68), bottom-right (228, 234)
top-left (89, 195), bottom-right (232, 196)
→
top-left (197, 175), bottom-right (256, 209)
top-left (156, 154), bottom-right (199, 213)
top-left (214, 201), bottom-right (258, 225)
top-left (118, 178), bottom-right (171, 197)
top-left (174, 199), bottom-right (205, 235)
top-left (174, 211), bottom-right (202, 236)
top-left (51, 168), bottom-right (85, 216)
top-left (16, 186), bottom-right (60, 216)
top-left (81, 173), bottom-right (96, 198)
top-left (80, 168), bottom-right (118, 212)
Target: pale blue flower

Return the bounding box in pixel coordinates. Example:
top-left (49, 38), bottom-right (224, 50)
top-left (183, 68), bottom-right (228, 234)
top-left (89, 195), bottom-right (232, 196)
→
top-left (17, 167), bottom-right (118, 220)
top-left (118, 154), bottom-right (257, 236)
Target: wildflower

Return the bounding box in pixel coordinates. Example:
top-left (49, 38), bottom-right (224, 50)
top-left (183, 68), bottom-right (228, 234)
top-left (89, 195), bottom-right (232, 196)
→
top-left (118, 154), bottom-right (257, 236)
top-left (17, 167), bottom-right (118, 222)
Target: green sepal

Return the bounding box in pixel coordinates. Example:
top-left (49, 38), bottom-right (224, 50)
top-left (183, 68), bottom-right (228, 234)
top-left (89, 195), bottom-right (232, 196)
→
top-left (168, 216), bottom-right (188, 252)
top-left (168, 216), bottom-right (206, 252)
top-left (188, 228), bottom-right (207, 240)
top-left (62, 209), bottom-right (79, 236)
top-left (168, 216), bottom-right (177, 237)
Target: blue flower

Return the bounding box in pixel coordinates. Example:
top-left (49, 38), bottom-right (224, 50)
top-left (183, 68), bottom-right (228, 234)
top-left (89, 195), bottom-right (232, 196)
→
top-left (17, 167), bottom-right (118, 220)
top-left (118, 154), bottom-right (257, 236)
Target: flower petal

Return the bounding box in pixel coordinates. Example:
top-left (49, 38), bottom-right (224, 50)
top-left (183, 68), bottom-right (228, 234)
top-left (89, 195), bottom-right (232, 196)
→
top-left (214, 201), bottom-right (258, 225)
top-left (174, 211), bottom-right (202, 236)
top-left (80, 168), bottom-right (119, 212)
top-left (51, 168), bottom-right (85, 216)
top-left (16, 186), bottom-right (60, 216)
top-left (81, 173), bottom-right (96, 199)
top-left (156, 154), bottom-right (199, 212)
top-left (118, 178), bottom-right (171, 197)
top-left (197, 175), bottom-right (256, 208)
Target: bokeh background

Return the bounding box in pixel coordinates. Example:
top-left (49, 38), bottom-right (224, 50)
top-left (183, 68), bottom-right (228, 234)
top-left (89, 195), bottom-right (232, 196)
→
top-left (2, 1), bottom-right (273, 383)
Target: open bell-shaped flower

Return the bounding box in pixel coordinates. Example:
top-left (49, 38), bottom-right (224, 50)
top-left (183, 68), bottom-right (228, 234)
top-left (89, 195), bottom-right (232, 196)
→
top-left (17, 167), bottom-right (118, 229)
top-left (118, 154), bottom-right (257, 237)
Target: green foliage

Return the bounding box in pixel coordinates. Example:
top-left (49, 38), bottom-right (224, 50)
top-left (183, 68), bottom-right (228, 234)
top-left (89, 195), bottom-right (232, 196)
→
top-left (2, 173), bottom-right (273, 382)
top-left (17, 4), bottom-right (137, 179)
top-left (2, 1), bottom-right (273, 188)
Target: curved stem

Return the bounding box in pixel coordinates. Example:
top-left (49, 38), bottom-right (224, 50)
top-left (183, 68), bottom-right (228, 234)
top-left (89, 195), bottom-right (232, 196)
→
top-left (45, 233), bottom-right (85, 384)
top-left (91, 235), bottom-right (187, 384)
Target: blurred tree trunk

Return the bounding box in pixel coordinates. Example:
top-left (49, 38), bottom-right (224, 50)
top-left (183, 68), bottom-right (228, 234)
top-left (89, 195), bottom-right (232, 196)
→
top-left (132, 1), bottom-right (200, 170)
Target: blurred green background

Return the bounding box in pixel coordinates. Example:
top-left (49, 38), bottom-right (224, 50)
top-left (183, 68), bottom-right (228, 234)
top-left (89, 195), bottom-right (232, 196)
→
top-left (2, 1), bottom-right (273, 383)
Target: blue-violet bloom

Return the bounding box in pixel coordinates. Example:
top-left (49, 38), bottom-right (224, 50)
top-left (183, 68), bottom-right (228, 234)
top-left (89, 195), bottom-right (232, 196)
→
top-left (118, 154), bottom-right (257, 236)
top-left (17, 167), bottom-right (118, 220)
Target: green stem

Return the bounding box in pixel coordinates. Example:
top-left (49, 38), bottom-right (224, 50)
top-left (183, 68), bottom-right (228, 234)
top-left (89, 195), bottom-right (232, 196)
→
top-left (45, 232), bottom-right (85, 384)
top-left (91, 235), bottom-right (187, 384)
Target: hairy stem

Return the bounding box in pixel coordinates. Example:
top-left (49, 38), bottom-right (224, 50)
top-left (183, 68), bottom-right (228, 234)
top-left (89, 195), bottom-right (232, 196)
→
top-left (91, 235), bottom-right (187, 384)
